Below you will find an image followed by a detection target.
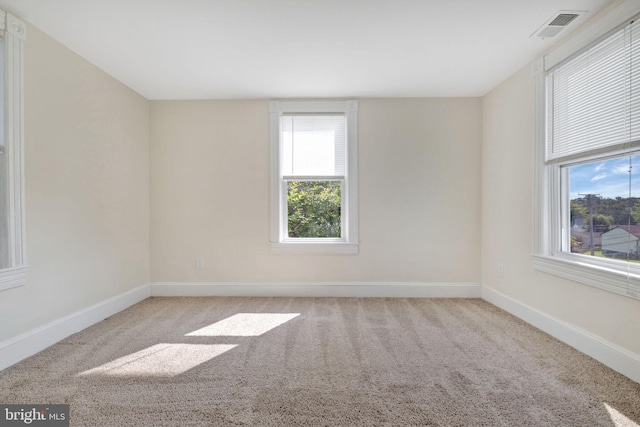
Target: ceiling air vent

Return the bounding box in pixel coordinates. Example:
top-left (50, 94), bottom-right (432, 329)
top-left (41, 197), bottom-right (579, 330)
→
top-left (549, 13), bottom-right (579, 27)
top-left (531, 11), bottom-right (583, 38)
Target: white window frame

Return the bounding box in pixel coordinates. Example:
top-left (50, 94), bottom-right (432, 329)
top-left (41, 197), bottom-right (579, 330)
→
top-left (269, 100), bottom-right (359, 254)
top-left (0, 10), bottom-right (26, 291)
top-left (533, 1), bottom-right (640, 300)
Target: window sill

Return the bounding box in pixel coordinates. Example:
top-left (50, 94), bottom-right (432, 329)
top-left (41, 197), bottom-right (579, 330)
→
top-left (532, 254), bottom-right (640, 300)
top-left (0, 265), bottom-right (28, 291)
top-left (271, 242), bottom-right (359, 255)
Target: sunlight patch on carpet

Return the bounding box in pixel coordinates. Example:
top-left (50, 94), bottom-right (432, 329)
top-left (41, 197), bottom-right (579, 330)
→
top-left (78, 344), bottom-right (237, 377)
top-left (604, 402), bottom-right (640, 427)
top-left (186, 313), bottom-right (300, 336)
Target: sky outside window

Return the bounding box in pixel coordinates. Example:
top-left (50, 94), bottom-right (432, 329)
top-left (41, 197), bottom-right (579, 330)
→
top-left (569, 155), bottom-right (640, 200)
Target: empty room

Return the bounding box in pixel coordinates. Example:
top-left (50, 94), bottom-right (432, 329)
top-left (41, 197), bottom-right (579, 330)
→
top-left (0, 0), bottom-right (639, 425)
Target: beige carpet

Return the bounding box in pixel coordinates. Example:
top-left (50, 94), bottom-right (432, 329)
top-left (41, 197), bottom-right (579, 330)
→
top-left (1, 297), bottom-right (639, 426)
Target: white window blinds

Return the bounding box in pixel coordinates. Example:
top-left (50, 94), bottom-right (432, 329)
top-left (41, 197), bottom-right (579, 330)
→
top-left (547, 17), bottom-right (640, 161)
top-left (281, 115), bottom-right (346, 177)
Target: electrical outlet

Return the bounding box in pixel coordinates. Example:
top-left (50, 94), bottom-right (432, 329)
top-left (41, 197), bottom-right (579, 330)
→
top-left (498, 263), bottom-right (504, 278)
top-left (196, 257), bottom-right (204, 269)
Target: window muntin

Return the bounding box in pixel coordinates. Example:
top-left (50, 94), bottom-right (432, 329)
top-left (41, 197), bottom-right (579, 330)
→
top-left (269, 101), bottom-right (358, 254)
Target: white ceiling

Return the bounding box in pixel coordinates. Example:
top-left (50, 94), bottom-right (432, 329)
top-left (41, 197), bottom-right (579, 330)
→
top-left (0, 0), bottom-right (614, 100)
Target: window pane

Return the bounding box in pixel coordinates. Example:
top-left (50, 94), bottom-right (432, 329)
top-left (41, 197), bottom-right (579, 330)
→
top-left (568, 155), bottom-right (640, 262)
top-left (287, 181), bottom-right (341, 238)
top-left (282, 115), bottom-right (345, 176)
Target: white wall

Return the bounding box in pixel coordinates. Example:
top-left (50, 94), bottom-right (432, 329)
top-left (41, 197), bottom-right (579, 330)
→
top-left (0, 24), bottom-right (150, 342)
top-left (481, 62), bottom-right (640, 356)
top-left (150, 98), bottom-right (481, 284)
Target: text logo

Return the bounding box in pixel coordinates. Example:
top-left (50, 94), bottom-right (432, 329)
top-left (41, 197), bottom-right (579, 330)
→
top-left (0, 405), bottom-right (69, 426)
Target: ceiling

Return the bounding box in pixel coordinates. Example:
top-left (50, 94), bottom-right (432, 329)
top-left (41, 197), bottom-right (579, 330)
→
top-left (0, 0), bottom-right (614, 100)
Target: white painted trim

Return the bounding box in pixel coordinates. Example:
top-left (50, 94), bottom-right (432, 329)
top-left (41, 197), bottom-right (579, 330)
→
top-left (270, 242), bottom-right (358, 255)
top-left (151, 282), bottom-right (481, 298)
top-left (532, 58), bottom-right (548, 256)
top-left (6, 11), bottom-right (26, 268)
top-left (533, 254), bottom-right (640, 300)
top-left (0, 11), bottom-right (27, 290)
top-left (269, 100), bottom-right (355, 114)
top-left (269, 103), bottom-right (281, 244)
top-left (0, 264), bottom-right (26, 291)
top-left (0, 284), bottom-right (150, 371)
top-left (481, 285), bottom-right (640, 384)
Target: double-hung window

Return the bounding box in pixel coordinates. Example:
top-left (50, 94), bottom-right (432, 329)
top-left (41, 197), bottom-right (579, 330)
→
top-left (0, 10), bottom-right (26, 291)
top-left (269, 101), bottom-right (358, 254)
top-left (534, 3), bottom-right (640, 299)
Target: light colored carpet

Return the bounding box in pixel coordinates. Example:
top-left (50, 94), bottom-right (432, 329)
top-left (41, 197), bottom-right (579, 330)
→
top-left (1, 297), bottom-right (639, 426)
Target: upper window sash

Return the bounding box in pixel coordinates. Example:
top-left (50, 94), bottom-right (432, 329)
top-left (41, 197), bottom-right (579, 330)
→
top-left (546, 15), bottom-right (640, 163)
top-left (281, 114), bottom-right (346, 178)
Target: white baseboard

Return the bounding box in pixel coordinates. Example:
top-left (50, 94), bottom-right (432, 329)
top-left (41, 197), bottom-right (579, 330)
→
top-left (150, 282), bottom-right (482, 298)
top-left (0, 284), bottom-right (150, 371)
top-left (482, 285), bottom-right (640, 384)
